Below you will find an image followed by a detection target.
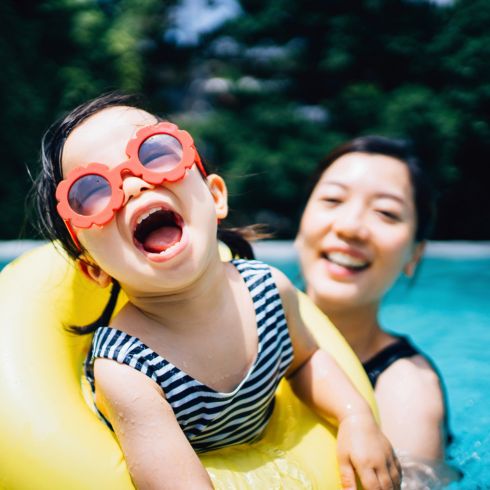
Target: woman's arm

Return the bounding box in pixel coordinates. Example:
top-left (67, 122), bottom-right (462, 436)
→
top-left (94, 358), bottom-right (214, 490)
top-left (271, 267), bottom-right (401, 490)
top-left (375, 356), bottom-right (445, 459)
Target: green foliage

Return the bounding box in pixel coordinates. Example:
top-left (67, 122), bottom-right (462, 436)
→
top-left (1, 0), bottom-right (490, 240)
top-left (192, 0), bottom-right (490, 238)
top-left (180, 99), bottom-right (335, 234)
top-left (0, 0), bottom-right (176, 239)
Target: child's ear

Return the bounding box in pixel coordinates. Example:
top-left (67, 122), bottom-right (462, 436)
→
top-left (77, 259), bottom-right (112, 288)
top-left (403, 241), bottom-right (425, 278)
top-left (207, 174), bottom-right (228, 220)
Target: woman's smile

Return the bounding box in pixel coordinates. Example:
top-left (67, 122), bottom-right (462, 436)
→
top-left (296, 152), bottom-right (418, 308)
top-left (320, 247), bottom-right (372, 280)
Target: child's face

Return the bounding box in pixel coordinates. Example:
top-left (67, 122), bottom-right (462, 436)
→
top-left (61, 106), bottom-right (228, 294)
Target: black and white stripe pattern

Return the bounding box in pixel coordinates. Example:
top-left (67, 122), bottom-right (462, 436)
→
top-left (85, 259), bottom-right (294, 453)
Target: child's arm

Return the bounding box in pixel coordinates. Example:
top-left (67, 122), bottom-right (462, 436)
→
top-left (271, 267), bottom-right (401, 490)
top-left (93, 358), bottom-right (214, 490)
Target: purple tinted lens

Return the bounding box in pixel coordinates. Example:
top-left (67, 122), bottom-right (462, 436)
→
top-left (68, 174), bottom-right (112, 216)
top-left (138, 134), bottom-right (183, 171)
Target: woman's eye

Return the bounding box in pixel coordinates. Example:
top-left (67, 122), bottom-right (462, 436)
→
top-left (322, 197), bottom-right (342, 205)
top-left (377, 210), bottom-right (401, 221)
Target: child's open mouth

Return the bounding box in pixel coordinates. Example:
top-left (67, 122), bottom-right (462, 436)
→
top-left (133, 207), bottom-right (184, 256)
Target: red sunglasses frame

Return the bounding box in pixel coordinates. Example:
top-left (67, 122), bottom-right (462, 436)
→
top-left (56, 122), bottom-right (206, 248)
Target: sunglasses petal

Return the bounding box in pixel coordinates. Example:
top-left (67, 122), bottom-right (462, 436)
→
top-left (56, 121), bottom-right (203, 234)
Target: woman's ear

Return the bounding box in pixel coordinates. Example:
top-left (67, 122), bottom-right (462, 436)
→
top-left (77, 259), bottom-right (112, 288)
top-left (207, 174), bottom-right (228, 220)
top-left (404, 241), bottom-right (425, 278)
top-left (293, 235), bottom-right (303, 255)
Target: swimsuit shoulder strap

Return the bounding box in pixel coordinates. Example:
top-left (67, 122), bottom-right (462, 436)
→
top-left (362, 335), bottom-right (454, 446)
top-left (362, 336), bottom-right (419, 388)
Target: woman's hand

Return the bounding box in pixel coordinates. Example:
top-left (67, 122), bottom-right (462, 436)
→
top-left (337, 413), bottom-right (401, 490)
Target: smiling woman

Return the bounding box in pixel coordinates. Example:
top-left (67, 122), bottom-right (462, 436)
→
top-left (295, 136), bottom-right (459, 486)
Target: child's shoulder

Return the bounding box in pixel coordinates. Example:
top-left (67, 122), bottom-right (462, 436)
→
top-left (230, 257), bottom-right (270, 270)
top-left (230, 258), bottom-right (296, 298)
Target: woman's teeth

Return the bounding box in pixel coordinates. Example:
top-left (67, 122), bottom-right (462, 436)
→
top-left (326, 251), bottom-right (369, 270)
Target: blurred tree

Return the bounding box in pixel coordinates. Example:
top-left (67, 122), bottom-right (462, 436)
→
top-left (428, 0), bottom-right (490, 238)
top-left (0, 0), bottom-right (180, 239)
top-left (1, 0), bottom-right (489, 240)
top-left (182, 0), bottom-right (490, 239)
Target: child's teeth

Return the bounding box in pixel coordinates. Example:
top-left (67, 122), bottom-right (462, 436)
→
top-left (137, 207), bottom-right (161, 225)
top-left (137, 212), bottom-right (150, 224)
top-left (158, 241), bottom-right (179, 255)
top-left (328, 252), bottom-right (368, 268)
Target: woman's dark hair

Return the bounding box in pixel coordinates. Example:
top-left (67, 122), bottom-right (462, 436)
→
top-left (32, 92), bottom-right (258, 334)
top-left (310, 135), bottom-right (435, 242)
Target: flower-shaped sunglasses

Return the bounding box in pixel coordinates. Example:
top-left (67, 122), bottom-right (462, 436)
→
top-left (56, 122), bottom-right (206, 248)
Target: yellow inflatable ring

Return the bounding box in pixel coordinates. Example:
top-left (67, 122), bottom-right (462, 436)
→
top-left (0, 243), bottom-right (377, 489)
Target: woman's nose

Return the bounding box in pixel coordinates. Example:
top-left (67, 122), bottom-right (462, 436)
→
top-left (122, 175), bottom-right (154, 205)
top-left (332, 205), bottom-right (370, 241)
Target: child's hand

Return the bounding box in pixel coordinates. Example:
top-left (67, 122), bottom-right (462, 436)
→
top-left (337, 413), bottom-right (401, 490)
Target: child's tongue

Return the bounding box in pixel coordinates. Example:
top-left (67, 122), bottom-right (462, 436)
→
top-left (143, 225), bottom-right (182, 253)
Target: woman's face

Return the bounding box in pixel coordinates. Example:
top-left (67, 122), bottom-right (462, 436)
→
top-left (295, 152), bottom-right (422, 312)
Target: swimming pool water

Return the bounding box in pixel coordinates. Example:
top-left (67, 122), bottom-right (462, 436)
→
top-left (2, 241), bottom-right (489, 488)
top-left (254, 246), bottom-right (490, 490)
top-left (381, 258), bottom-right (490, 490)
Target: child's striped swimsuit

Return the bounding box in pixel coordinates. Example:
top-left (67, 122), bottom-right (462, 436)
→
top-left (85, 259), bottom-right (294, 452)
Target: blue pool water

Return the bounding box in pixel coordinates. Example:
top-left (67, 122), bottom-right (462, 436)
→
top-left (381, 259), bottom-right (490, 490)
top-left (253, 242), bottom-right (490, 490)
top-left (1, 241), bottom-right (489, 488)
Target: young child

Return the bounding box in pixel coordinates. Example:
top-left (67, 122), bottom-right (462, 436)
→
top-left (34, 93), bottom-right (401, 490)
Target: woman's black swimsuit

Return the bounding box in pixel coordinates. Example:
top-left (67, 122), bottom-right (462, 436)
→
top-left (362, 335), bottom-right (453, 445)
top-left (362, 335), bottom-right (419, 388)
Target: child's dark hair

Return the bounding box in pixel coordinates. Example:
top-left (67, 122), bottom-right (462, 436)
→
top-left (310, 135), bottom-right (435, 242)
top-left (32, 92), bottom-right (259, 334)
